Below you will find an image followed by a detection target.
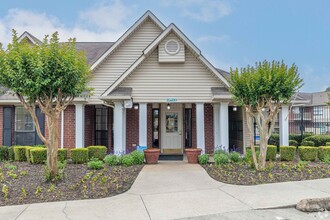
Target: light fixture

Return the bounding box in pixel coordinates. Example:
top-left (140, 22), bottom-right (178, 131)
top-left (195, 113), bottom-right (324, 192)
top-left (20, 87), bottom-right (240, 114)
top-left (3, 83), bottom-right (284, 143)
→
top-left (133, 104), bottom-right (139, 110)
top-left (233, 106), bottom-right (237, 111)
top-left (262, 107), bottom-right (266, 112)
top-left (167, 103), bottom-right (171, 110)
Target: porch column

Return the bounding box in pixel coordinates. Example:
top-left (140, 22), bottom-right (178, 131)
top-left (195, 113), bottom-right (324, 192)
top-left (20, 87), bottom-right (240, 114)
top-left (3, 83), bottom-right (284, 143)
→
top-left (279, 105), bottom-right (289, 146)
top-left (139, 103), bottom-right (147, 147)
top-left (213, 104), bottom-right (220, 150)
top-left (75, 103), bottom-right (85, 148)
top-left (114, 101), bottom-right (125, 155)
top-left (196, 103), bottom-right (205, 153)
top-left (219, 102), bottom-right (229, 151)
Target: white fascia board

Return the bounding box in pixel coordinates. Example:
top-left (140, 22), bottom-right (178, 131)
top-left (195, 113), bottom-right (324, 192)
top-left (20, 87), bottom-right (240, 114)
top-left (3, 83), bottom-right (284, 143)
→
top-left (18, 32), bottom-right (37, 45)
top-left (213, 94), bottom-right (232, 100)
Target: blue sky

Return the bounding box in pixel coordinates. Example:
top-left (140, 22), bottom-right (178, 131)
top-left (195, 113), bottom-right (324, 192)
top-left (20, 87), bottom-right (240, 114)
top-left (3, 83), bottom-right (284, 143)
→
top-left (0, 0), bottom-right (329, 92)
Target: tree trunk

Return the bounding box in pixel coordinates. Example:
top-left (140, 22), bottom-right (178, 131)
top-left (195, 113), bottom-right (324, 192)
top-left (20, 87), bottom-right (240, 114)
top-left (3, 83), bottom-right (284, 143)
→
top-left (46, 114), bottom-right (59, 177)
top-left (258, 124), bottom-right (268, 169)
top-left (245, 109), bottom-right (259, 170)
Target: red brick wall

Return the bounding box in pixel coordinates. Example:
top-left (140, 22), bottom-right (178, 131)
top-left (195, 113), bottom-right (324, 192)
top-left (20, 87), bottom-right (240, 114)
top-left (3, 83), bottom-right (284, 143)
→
top-left (147, 104), bottom-right (153, 148)
top-left (84, 105), bottom-right (94, 147)
top-left (63, 105), bottom-right (75, 149)
top-left (126, 108), bottom-right (139, 153)
top-left (204, 104), bottom-right (214, 154)
top-left (192, 104), bottom-right (197, 148)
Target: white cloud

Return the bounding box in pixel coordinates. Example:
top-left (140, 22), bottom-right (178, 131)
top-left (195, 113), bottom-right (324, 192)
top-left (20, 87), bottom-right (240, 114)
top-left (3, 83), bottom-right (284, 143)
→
top-left (161, 0), bottom-right (231, 22)
top-left (0, 1), bottom-right (134, 46)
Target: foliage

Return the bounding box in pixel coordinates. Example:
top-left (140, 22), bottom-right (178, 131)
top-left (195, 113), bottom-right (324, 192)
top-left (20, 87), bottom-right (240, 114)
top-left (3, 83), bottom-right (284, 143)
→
top-left (300, 140), bottom-right (315, 147)
top-left (289, 140), bottom-right (298, 147)
top-left (130, 150), bottom-right (145, 165)
top-left (266, 145), bottom-right (277, 161)
top-left (87, 158), bottom-right (105, 170)
top-left (57, 148), bottom-right (68, 162)
top-left (198, 154), bottom-right (209, 165)
top-left (70, 148), bottom-right (89, 164)
top-left (87, 146), bottom-right (107, 160)
top-left (43, 161), bottom-right (66, 182)
top-left (268, 134), bottom-right (279, 147)
top-left (5, 163), bottom-right (17, 170)
top-left (30, 148), bottom-right (47, 164)
top-left (322, 156), bottom-right (330, 164)
top-left (14, 146), bottom-right (30, 161)
top-left (303, 135), bottom-right (330, 147)
top-left (0, 146), bottom-right (10, 161)
top-left (326, 142), bottom-right (330, 146)
top-left (268, 134), bottom-right (313, 147)
top-left (318, 146), bottom-right (330, 161)
top-left (104, 155), bottom-right (118, 166)
top-left (8, 147), bottom-right (14, 161)
top-left (214, 153), bottom-right (229, 165)
top-left (280, 146), bottom-right (296, 161)
top-left (228, 152), bottom-right (240, 163)
top-left (119, 155), bottom-right (134, 167)
top-left (298, 147), bottom-right (318, 161)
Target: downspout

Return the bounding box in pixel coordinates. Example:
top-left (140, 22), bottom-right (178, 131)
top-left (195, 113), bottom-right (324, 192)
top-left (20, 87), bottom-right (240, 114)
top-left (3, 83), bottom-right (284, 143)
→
top-left (61, 110), bottom-right (64, 149)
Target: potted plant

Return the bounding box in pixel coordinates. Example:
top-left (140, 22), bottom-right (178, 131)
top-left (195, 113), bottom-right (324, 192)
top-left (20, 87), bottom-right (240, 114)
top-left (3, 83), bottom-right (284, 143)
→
top-left (144, 148), bottom-right (161, 164)
top-left (185, 148), bottom-right (202, 164)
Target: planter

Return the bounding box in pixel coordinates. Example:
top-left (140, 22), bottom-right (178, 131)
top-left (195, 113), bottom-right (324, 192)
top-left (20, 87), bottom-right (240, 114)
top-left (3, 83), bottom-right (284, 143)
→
top-left (185, 148), bottom-right (202, 164)
top-left (144, 148), bottom-right (161, 164)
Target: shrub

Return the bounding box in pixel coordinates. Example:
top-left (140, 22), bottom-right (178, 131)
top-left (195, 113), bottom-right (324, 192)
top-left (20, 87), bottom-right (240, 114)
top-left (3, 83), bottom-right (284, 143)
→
top-left (14, 146), bottom-right (30, 161)
top-left (87, 146), bottom-right (107, 160)
top-left (44, 161), bottom-right (66, 182)
top-left (303, 135), bottom-right (330, 147)
top-left (30, 148), bottom-right (47, 164)
top-left (268, 134), bottom-right (279, 147)
top-left (244, 147), bottom-right (260, 162)
top-left (34, 145), bottom-right (46, 148)
top-left (26, 146), bottom-right (44, 163)
top-left (8, 147), bottom-right (15, 161)
top-left (322, 155), bottom-right (330, 164)
top-left (70, 148), bottom-right (89, 164)
top-left (326, 142), bottom-right (330, 146)
top-left (280, 146), bottom-right (296, 161)
top-left (57, 149), bottom-right (68, 162)
top-left (87, 158), bottom-right (104, 170)
top-left (298, 147), bottom-right (318, 161)
top-left (266, 145), bottom-right (277, 161)
top-left (318, 146), bottom-right (330, 161)
top-left (289, 140), bottom-right (298, 147)
top-left (119, 155), bottom-right (134, 167)
top-left (104, 155), bottom-right (118, 166)
top-left (214, 153), bottom-right (229, 165)
top-left (300, 140), bottom-right (315, 146)
top-left (198, 154), bottom-right (209, 165)
top-left (130, 150), bottom-right (144, 165)
top-left (228, 152), bottom-right (240, 163)
top-left (289, 133), bottom-right (313, 146)
top-left (0, 146), bottom-right (9, 161)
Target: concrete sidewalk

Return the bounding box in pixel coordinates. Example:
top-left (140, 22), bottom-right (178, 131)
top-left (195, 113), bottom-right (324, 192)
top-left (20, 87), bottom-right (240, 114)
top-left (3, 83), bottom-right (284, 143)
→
top-left (1, 161), bottom-right (330, 220)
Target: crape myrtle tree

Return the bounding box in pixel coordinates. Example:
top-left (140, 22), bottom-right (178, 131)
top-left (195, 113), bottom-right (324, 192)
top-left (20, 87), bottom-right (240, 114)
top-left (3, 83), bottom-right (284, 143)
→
top-left (230, 61), bottom-right (303, 170)
top-left (0, 30), bottom-right (90, 178)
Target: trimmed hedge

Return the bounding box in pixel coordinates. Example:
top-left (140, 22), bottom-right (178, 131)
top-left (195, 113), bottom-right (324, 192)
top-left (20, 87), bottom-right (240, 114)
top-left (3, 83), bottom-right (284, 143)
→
top-left (326, 142), bottom-right (330, 146)
top-left (303, 135), bottom-right (330, 147)
top-left (58, 148), bottom-right (68, 162)
top-left (268, 134), bottom-right (279, 147)
top-left (298, 146), bottom-right (318, 161)
top-left (318, 146), bottom-right (330, 161)
top-left (268, 133), bottom-right (314, 147)
top-left (266, 145), bottom-right (277, 161)
top-left (30, 148), bottom-right (47, 164)
top-left (300, 140), bottom-right (315, 146)
top-left (71, 148), bottom-right (89, 164)
top-left (289, 140), bottom-right (298, 147)
top-left (87, 146), bottom-right (107, 160)
top-left (26, 146), bottom-right (35, 163)
top-left (0, 146), bottom-right (10, 161)
top-left (8, 147), bottom-right (14, 161)
top-left (280, 146), bottom-right (296, 161)
top-left (14, 146), bottom-right (31, 161)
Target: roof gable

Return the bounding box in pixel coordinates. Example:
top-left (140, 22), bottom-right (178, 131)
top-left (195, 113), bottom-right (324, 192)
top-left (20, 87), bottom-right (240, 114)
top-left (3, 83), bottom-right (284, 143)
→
top-left (17, 31), bottom-right (42, 45)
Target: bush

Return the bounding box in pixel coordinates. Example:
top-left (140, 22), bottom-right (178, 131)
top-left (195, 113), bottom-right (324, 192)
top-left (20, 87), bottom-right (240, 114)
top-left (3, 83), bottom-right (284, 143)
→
top-left (58, 149), bottom-right (68, 162)
top-left (87, 146), bottom-right (107, 160)
top-left (289, 133), bottom-right (313, 146)
top-left (8, 147), bottom-right (14, 161)
top-left (326, 142), bottom-right (330, 146)
top-left (244, 147), bottom-right (260, 162)
top-left (130, 150), bottom-right (144, 165)
top-left (214, 153), bottom-right (229, 165)
top-left (318, 146), bottom-right (330, 161)
top-left (298, 147), bottom-right (318, 161)
top-left (228, 152), bottom-right (240, 163)
top-left (303, 135), bottom-right (330, 147)
top-left (26, 146), bottom-right (45, 163)
top-left (268, 134), bottom-right (279, 147)
top-left (70, 148), bottom-right (89, 164)
top-left (104, 155), bottom-right (118, 166)
top-left (14, 146), bottom-right (30, 161)
top-left (34, 145), bottom-right (46, 148)
top-left (280, 146), bottom-right (296, 161)
top-left (198, 154), bottom-right (209, 165)
top-left (300, 140), bottom-right (315, 146)
top-left (289, 140), bottom-right (298, 147)
top-left (0, 146), bottom-right (9, 161)
top-left (119, 155), bottom-right (134, 167)
top-left (30, 148), bottom-right (47, 164)
top-left (87, 158), bottom-right (104, 170)
top-left (266, 145), bottom-right (277, 161)
top-left (44, 161), bottom-right (66, 182)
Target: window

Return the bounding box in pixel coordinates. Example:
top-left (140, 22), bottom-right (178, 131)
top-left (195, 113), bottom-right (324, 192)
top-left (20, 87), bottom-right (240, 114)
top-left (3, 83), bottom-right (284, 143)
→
top-left (166, 112), bottom-right (178, 133)
top-left (313, 106), bottom-right (323, 116)
top-left (15, 107), bottom-right (35, 132)
top-left (95, 107), bottom-right (108, 146)
top-left (152, 109), bottom-right (159, 148)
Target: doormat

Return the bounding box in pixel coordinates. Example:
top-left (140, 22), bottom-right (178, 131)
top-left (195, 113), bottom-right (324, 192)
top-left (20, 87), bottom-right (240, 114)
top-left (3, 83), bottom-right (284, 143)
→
top-left (159, 154), bottom-right (184, 161)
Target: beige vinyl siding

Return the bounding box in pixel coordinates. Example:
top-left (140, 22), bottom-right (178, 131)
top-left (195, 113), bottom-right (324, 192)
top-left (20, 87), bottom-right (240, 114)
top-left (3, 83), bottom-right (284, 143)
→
top-left (120, 48), bottom-right (225, 103)
top-left (89, 18), bottom-right (162, 97)
top-left (158, 33), bottom-right (185, 63)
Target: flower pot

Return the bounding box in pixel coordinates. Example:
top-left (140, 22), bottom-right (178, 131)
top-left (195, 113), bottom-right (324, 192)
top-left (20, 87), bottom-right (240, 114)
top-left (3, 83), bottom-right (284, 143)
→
top-left (144, 148), bottom-right (161, 164)
top-left (185, 148), bottom-right (202, 164)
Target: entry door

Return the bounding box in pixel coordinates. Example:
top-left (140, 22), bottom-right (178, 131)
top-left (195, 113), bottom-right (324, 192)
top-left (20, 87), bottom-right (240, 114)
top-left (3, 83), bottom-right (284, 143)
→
top-left (161, 104), bottom-right (183, 152)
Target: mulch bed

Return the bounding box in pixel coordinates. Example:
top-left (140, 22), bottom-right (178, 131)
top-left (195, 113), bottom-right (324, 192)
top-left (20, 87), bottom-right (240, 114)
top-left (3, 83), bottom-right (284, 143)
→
top-left (203, 161), bottom-right (330, 185)
top-left (0, 162), bottom-right (143, 206)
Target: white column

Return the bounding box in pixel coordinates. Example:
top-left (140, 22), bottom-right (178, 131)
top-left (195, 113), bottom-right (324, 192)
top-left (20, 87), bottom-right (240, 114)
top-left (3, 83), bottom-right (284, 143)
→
top-left (196, 103), bottom-right (205, 153)
top-left (139, 103), bottom-right (147, 147)
top-left (279, 105), bottom-right (289, 146)
top-left (75, 103), bottom-right (85, 148)
top-left (219, 102), bottom-right (229, 151)
top-left (114, 101), bottom-right (125, 155)
top-left (213, 104), bottom-right (220, 150)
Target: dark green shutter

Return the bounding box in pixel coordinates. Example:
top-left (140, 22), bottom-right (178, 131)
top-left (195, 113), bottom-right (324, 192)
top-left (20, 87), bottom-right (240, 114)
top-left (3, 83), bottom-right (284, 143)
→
top-left (3, 107), bottom-right (13, 146)
top-left (35, 107), bottom-right (45, 145)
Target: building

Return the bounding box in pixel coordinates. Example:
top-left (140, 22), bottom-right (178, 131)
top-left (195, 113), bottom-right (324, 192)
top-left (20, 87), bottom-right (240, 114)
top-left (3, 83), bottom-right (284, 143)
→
top-left (0, 11), bottom-right (291, 154)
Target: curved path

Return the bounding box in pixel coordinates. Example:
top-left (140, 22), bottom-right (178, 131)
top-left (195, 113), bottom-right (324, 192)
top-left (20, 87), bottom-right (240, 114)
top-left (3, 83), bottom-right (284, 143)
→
top-left (1, 162), bottom-right (330, 220)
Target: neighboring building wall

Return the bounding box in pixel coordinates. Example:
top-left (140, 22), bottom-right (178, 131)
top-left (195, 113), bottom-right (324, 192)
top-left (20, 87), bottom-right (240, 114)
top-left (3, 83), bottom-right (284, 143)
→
top-left (204, 104), bottom-right (214, 154)
top-left (63, 105), bottom-right (75, 149)
top-left (126, 108), bottom-right (139, 153)
top-left (84, 105), bottom-right (95, 147)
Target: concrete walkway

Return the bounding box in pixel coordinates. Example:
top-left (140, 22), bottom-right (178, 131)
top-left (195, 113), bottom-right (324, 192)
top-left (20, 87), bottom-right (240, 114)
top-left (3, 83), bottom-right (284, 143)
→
top-left (1, 161), bottom-right (330, 220)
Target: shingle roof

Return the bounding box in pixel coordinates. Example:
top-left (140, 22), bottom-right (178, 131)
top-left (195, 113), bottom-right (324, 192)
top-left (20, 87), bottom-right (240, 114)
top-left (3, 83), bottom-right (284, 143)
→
top-left (75, 42), bottom-right (114, 65)
top-left (216, 68), bottom-right (230, 80)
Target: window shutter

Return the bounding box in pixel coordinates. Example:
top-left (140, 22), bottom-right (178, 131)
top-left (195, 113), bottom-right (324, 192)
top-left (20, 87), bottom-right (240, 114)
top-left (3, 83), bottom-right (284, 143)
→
top-left (3, 107), bottom-right (13, 146)
top-left (35, 107), bottom-right (45, 145)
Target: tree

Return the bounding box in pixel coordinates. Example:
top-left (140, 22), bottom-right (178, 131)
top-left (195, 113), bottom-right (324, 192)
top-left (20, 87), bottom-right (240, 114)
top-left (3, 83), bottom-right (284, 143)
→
top-left (230, 61), bottom-right (303, 170)
top-left (325, 87), bottom-right (330, 92)
top-left (0, 30), bottom-right (90, 179)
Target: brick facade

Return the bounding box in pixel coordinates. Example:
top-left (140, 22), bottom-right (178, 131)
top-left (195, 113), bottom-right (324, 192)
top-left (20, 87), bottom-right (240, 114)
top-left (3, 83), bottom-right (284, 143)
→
top-left (126, 108), bottom-right (139, 153)
top-left (204, 104), bottom-right (214, 154)
top-left (63, 105), bottom-right (75, 149)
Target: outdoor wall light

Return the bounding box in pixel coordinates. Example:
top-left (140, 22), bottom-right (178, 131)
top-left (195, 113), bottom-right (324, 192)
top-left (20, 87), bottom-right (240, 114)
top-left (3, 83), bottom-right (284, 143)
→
top-left (167, 103), bottom-right (171, 110)
top-left (262, 107), bottom-right (266, 112)
top-left (233, 106), bottom-right (237, 111)
top-left (133, 104), bottom-right (139, 110)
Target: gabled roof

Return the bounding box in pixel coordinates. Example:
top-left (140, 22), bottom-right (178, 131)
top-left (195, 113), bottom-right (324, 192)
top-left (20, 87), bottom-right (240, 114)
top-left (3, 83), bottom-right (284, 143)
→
top-left (101, 23), bottom-right (230, 97)
top-left (17, 31), bottom-right (42, 45)
top-left (75, 42), bottom-right (114, 65)
top-left (90, 10), bottom-right (166, 71)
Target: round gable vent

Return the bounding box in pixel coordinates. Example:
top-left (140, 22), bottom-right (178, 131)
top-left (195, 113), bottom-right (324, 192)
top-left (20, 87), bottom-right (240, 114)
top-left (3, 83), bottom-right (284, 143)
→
top-left (165, 40), bottom-right (180, 55)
